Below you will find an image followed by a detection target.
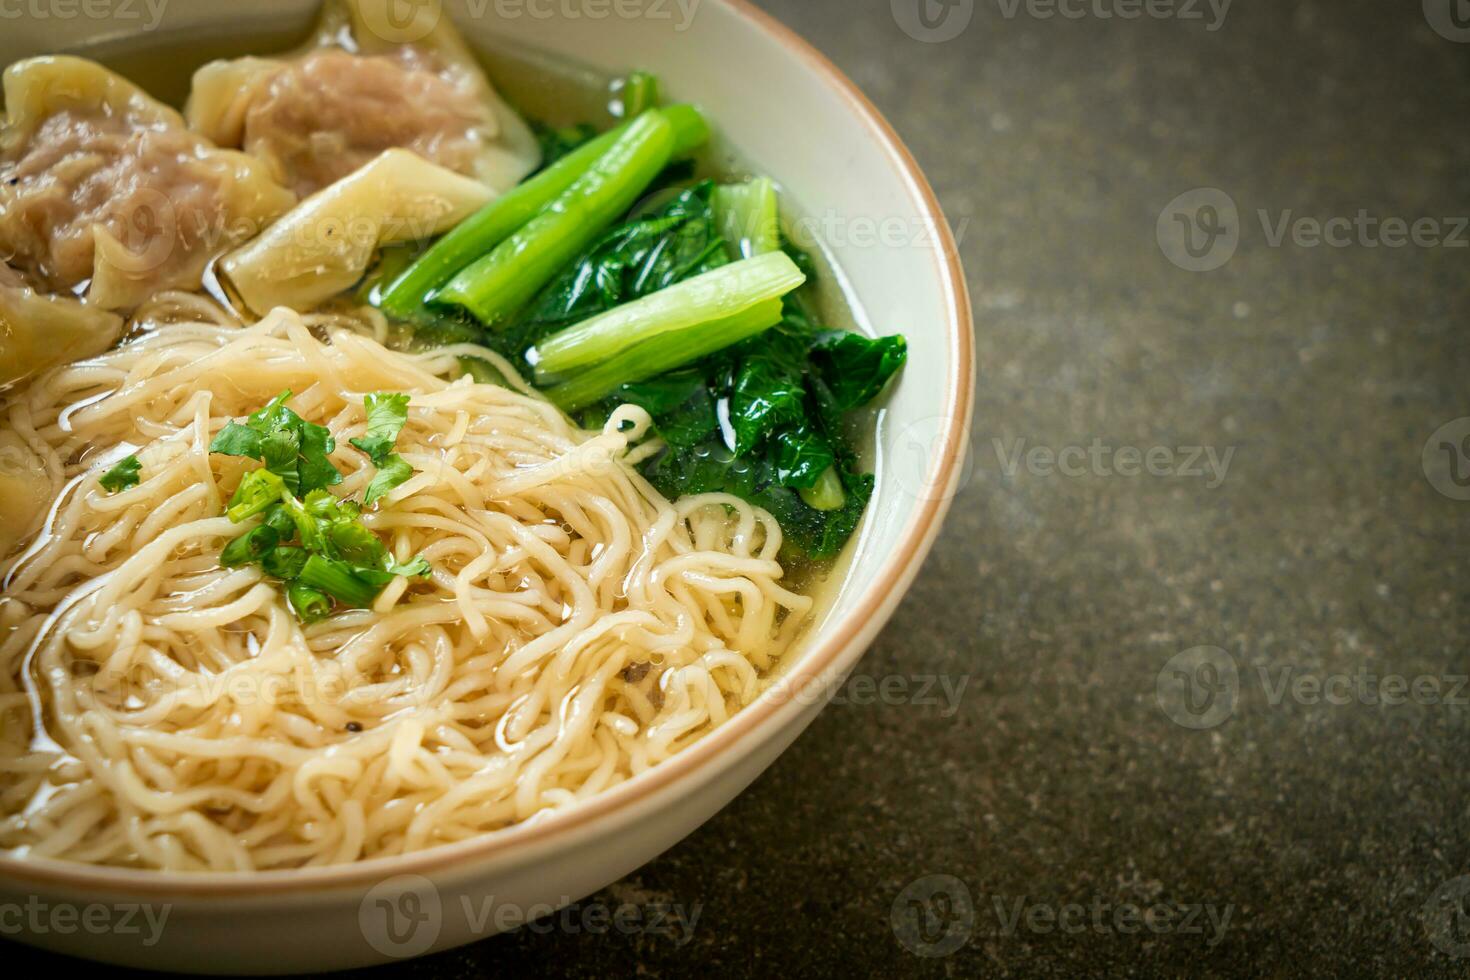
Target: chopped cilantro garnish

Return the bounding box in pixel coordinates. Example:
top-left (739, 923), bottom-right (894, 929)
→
top-left (350, 392), bottom-right (410, 463)
top-left (207, 392), bottom-right (430, 624)
top-left (208, 389), bottom-right (341, 496)
top-left (99, 455), bottom-right (142, 493)
top-left (363, 454), bottom-right (414, 506)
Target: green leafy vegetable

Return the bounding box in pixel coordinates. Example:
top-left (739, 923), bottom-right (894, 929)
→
top-left (712, 178), bottom-right (780, 259)
top-left (545, 300), bottom-right (783, 412)
top-left (533, 121), bottom-right (598, 169)
top-left (296, 553), bottom-right (382, 607)
top-left (363, 454), bottom-right (414, 507)
top-left (798, 466), bottom-right (845, 511)
top-left (609, 70), bottom-right (660, 119)
top-left (99, 455), bottom-right (142, 493)
top-left (376, 104), bottom-right (709, 324)
top-left (579, 262), bottom-right (906, 559)
top-left (362, 89), bottom-right (909, 563)
top-left (435, 110), bottom-right (681, 327)
top-left (532, 251), bottom-right (805, 377)
top-left (810, 332), bottom-right (909, 411)
top-left (350, 393), bottom-right (410, 463)
top-left (519, 181), bottom-right (730, 338)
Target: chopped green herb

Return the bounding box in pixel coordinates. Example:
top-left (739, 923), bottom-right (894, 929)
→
top-left (208, 422), bottom-right (263, 459)
top-left (350, 393), bottom-right (410, 463)
top-left (226, 469), bottom-right (286, 523)
top-left (210, 390), bottom-right (341, 496)
top-left (99, 455), bottom-right (142, 493)
top-left (209, 394), bottom-right (431, 623)
top-left (286, 583), bottom-right (332, 624)
top-left (363, 454), bottom-right (414, 507)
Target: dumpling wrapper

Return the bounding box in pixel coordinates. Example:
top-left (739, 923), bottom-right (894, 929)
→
top-left (0, 262), bottom-right (122, 389)
top-left (0, 429), bottom-right (52, 558)
top-left (221, 148), bottom-right (492, 313)
top-left (0, 56), bottom-right (296, 311)
top-left (186, 0), bottom-right (540, 197)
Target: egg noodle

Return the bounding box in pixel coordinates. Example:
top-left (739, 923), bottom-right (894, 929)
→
top-left (0, 303), bottom-right (810, 871)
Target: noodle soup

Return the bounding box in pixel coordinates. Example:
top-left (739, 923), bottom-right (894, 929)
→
top-left (0, 1), bottom-right (905, 871)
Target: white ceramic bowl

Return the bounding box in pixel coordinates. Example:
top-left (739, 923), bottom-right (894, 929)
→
top-left (0, 1), bottom-right (973, 971)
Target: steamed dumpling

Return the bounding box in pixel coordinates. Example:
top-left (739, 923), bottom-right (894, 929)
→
top-left (0, 261), bottom-right (122, 388)
top-left (221, 148), bottom-right (493, 313)
top-left (186, 0), bottom-right (540, 198)
top-left (0, 429), bottom-right (50, 558)
top-left (0, 56), bottom-right (296, 311)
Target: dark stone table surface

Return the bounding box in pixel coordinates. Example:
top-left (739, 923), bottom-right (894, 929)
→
top-left (11, 0), bottom-right (1470, 976)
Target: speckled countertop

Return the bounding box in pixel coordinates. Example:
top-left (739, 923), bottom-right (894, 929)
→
top-left (11, 0), bottom-right (1470, 976)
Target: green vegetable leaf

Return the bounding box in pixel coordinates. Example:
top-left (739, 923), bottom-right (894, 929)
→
top-left (728, 357), bottom-right (805, 456)
top-left (533, 121), bottom-right (599, 170)
top-left (296, 421), bottom-right (341, 494)
top-left (486, 181), bottom-right (732, 364)
top-left (770, 426), bottom-right (836, 490)
top-left (808, 331), bottom-right (908, 412)
top-left (387, 555), bottom-right (432, 578)
top-left (212, 392), bottom-right (341, 495)
top-left (208, 422), bottom-right (263, 458)
top-left (260, 427), bottom-right (302, 493)
top-left (350, 393), bottom-right (411, 464)
top-left (325, 519), bottom-right (388, 568)
top-left (99, 455), bottom-right (142, 493)
top-left (363, 454), bottom-right (414, 507)
top-left (220, 524), bottom-right (282, 567)
top-left (262, 545), bottom-right (309, 580)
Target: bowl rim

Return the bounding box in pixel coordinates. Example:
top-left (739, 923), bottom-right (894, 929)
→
top-left (0, 0), bottom-right (975, 897)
